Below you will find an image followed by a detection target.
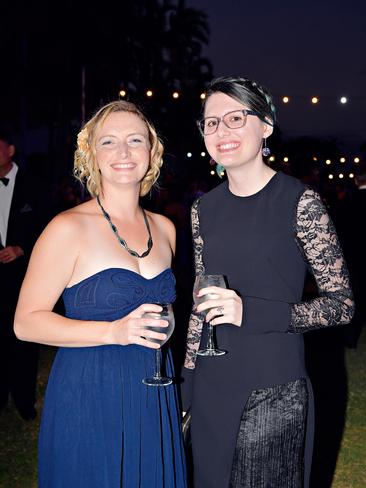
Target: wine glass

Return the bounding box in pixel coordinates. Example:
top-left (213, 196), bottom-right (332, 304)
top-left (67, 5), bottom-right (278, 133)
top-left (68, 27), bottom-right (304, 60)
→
top-left (142, 303), bottom-right (175, 386)
top-left (193, 274), bottom-right (227, 356)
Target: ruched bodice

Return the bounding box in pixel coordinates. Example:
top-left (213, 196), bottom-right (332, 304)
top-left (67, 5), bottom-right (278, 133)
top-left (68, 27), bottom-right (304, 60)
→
top-left (38, 268), bottom-right (187, 488)
top-left (62, 267), bottom-right (176, 321)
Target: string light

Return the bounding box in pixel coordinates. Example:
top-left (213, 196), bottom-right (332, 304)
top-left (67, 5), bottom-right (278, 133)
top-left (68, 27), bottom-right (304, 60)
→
top-left (117, 88), bottom-right (357, 106)
top-left (309, 156), bottom-right (361, 164)
top-left (190, 152), bottom-right (361, 167)
top-left (198, 153), bottom-right (361, 182)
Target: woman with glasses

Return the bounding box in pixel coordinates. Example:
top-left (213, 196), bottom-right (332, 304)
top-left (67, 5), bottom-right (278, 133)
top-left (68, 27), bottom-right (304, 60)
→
top-left (182, 76), bottom-right (354, 487)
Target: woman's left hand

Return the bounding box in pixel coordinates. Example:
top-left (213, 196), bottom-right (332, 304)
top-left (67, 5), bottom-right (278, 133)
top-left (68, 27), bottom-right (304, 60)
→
top-left (196, 286), bottom-right (243, 327)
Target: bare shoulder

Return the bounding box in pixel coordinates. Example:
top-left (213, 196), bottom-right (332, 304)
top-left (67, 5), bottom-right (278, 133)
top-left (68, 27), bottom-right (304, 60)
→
top-left (61, 198), bottom-right (97, 218)
top-left (147, 211), bottom-right (176, 236)
top-left (38, 199), bottom-right (96, 245)
top-left (147, 211), bottom-right (175, 249)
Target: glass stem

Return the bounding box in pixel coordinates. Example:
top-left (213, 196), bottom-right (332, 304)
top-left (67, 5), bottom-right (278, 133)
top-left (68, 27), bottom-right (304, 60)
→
top-left (207, 323), bottom-right (214, 350)
top-left (154, 348), bottom-right (162, 379)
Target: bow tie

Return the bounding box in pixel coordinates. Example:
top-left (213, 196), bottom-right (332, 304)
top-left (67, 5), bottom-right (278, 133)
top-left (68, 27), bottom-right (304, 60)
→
top-left (0, 177), bottom-right (9, 186)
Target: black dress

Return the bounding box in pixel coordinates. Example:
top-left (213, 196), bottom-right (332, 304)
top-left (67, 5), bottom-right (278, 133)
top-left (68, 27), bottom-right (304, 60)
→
top-left (182, 171), bottom-right (354, 488)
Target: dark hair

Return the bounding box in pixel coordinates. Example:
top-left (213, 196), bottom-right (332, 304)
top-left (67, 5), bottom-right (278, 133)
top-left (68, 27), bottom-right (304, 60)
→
top-left (203, 76), bottom-right (276, 126)
top-left (0, 127), bottom-right (15, 145)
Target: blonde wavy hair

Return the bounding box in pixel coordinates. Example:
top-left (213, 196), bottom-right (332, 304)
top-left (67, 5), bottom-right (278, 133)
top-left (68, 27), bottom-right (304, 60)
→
top-left (74, 100), bottom-right (164, 197)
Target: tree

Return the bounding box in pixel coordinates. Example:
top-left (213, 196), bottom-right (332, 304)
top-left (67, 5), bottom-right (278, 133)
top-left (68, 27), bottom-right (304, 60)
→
top-left (1, 0), bottom-right (213, 177)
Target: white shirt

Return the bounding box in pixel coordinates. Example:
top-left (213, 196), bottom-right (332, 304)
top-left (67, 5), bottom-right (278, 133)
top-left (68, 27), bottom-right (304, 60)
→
top-left (0, 162), bottom-right (18, 246)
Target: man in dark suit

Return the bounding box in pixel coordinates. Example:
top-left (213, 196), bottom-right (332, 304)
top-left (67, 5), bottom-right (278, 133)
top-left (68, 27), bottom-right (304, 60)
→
top-left (0, 128), bottom-right (49, 420)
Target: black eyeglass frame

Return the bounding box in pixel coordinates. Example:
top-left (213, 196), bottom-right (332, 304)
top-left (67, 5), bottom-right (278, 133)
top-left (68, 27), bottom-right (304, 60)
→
top-left (197, 109), bottom-right (274, 136)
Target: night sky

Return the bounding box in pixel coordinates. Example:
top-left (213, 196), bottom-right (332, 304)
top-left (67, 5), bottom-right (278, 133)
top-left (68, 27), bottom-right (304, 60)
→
top-left (187, 0), bottom-right (366, 152)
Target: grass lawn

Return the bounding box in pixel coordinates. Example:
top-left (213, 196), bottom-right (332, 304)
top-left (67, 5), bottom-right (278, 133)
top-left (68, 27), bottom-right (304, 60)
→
top-left (332, 328), bottom-right (366, 487)
top-left (0, 331), bottom-right (365, 487)
top-left (0, 346), bottom-right (55, 488)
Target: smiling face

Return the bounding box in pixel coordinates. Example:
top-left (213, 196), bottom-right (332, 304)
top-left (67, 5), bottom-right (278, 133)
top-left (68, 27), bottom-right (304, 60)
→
top-left (203, 92), bottom-right (273, 171)
top-left (94, 111), bottom-right (151, 191)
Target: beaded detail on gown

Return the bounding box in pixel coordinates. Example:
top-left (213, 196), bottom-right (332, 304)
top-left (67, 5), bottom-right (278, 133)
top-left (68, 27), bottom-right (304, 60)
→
top-left (38, 268), bottom-right (187, 488)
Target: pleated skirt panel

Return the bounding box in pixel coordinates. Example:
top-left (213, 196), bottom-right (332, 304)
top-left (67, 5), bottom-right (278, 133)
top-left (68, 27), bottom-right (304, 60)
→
top-left (229, 378), bottom-right (309, 488)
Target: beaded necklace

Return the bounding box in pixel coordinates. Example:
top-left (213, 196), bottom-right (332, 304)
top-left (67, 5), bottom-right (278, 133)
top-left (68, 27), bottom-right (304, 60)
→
top-left (97, 196), bottom-right (153, 259)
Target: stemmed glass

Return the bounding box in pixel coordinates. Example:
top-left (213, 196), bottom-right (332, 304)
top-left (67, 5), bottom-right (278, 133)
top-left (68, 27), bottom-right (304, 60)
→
top-left (193, 274), bottom-right (227, 356)
top-left (142, 303), bottom-right (175, 386)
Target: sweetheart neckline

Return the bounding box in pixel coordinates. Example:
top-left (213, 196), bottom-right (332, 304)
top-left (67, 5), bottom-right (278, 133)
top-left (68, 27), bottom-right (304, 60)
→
top-left (64, 267), bottom-right (172, 291)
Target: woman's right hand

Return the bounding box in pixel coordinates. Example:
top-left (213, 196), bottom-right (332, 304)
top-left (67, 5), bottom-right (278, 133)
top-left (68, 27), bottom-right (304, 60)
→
top-left (111, 303), bottom-right (168, 349)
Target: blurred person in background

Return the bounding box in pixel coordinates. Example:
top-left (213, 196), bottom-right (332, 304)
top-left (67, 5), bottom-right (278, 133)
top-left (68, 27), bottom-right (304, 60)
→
top-left (0, 128), bottom-right (49, 420)
top-left (337, 163), bottom-right (366, 348)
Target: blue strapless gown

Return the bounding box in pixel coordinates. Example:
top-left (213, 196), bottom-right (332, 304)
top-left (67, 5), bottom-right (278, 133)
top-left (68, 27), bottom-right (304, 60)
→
top-left (38, 268), bottom-right (187, 488)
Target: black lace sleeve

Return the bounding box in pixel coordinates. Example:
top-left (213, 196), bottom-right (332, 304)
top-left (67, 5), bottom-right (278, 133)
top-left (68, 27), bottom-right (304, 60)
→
top-left (290, 188), bottom-right (355, 332)
top-left (184, 197), bottom-right (204, 369)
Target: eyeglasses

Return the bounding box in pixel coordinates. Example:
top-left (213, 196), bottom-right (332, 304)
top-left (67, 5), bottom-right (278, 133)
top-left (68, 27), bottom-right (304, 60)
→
top-left (197, 109), bottom-right (263, 136)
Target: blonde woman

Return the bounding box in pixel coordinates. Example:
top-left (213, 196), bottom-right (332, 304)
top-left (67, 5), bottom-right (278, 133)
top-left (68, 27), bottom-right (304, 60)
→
top-left (14, 101), bottom-right (187, 487)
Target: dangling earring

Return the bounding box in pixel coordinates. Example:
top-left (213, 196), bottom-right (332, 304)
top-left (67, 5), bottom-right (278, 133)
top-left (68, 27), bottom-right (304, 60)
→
top-left (262, 138), bottom-right (271, 157)
top-left (216, 164), bottom-right (225, 178)
top-left (210, 158), bottom-right (225, 178)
